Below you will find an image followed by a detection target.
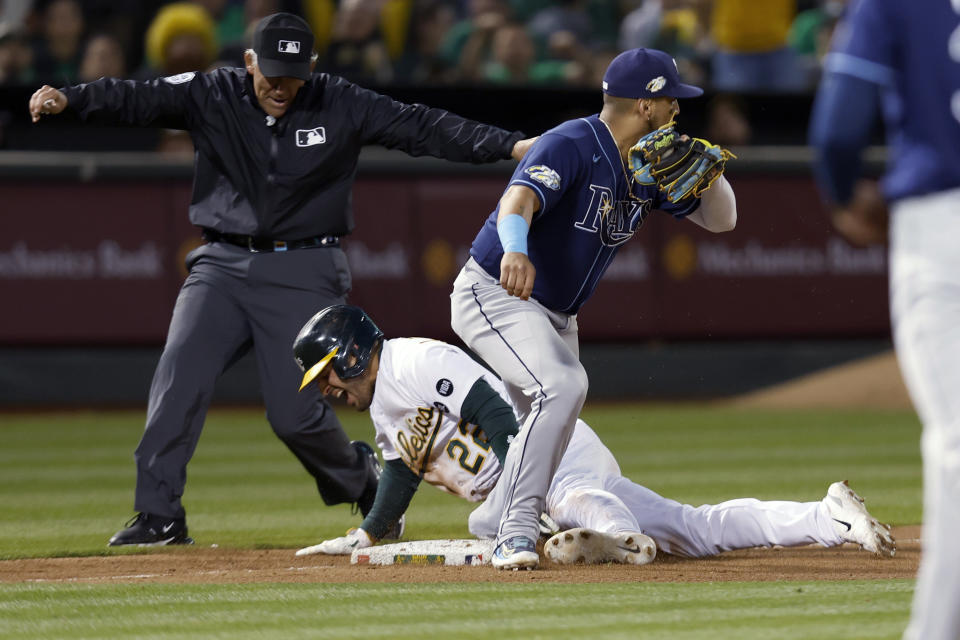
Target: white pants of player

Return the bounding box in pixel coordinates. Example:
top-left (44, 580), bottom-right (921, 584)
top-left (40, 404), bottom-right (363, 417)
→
top-left (469, 420), bottom-right (843, 556)
top-left (451, 258), bottom-right (587, 546)
top-left (893, 191), bottom-right (960, 640)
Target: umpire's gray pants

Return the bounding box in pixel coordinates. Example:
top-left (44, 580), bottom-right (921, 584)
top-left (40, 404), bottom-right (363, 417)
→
top-left (134, 241), bottom-right (369, 519)
top-left (451, 258), bottom-right (588, 545)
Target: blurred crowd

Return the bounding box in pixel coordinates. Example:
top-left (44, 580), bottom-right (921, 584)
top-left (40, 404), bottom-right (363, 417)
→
top-left (0, 0), bottom-right (850, 149)
top-left (1, 0), bottom-right (847, 93)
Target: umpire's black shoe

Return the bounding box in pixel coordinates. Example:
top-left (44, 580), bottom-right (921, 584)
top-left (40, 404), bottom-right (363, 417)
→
top-left (352, 441), bottom-right (405, 540)
top-left (108, 513), bottom-right (195, 547)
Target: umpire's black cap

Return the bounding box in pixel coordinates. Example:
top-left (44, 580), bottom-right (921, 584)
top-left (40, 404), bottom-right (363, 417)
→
top-left (252, 13), bottom-right (315, 80)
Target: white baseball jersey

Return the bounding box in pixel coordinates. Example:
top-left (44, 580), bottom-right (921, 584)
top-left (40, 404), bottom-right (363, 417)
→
top-left (369, 338), bottom-right (845, 558)
top-left (370, 338), bottom-right (508, 502)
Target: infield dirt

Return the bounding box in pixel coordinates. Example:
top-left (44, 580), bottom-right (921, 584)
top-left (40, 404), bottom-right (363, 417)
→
top-left (727, 350), bottom-right (912, 410)
top-left (0, 526), bottom-right (919, 584)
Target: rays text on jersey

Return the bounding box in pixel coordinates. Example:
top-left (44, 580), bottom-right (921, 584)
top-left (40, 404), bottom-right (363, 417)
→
top-left (574, 184), bottom-right (652, 247)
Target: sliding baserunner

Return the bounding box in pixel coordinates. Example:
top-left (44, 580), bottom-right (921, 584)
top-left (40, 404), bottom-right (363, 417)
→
top-left (292, 305), bottom-right (895, 565)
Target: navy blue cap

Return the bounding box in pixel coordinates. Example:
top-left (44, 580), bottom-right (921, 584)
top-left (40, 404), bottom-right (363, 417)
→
top-left (253, 13), bottom-right (315, 80)
top-left (602, 48), bottom-right (703, 99)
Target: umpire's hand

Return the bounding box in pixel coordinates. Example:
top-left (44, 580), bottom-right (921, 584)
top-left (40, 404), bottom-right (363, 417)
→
top-left (29, 85), bottom-right (68, 123)
top-left (511, 137), bottom-right (539, 161)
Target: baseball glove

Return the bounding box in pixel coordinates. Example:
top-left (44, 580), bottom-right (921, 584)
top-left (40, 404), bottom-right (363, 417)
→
top-left (628, 122), bottom-right (735, 203)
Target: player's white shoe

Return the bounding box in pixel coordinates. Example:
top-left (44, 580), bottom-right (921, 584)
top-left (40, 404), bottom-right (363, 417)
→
top-left (823, 480), bottom-right (896, 557)
top-left (544, 528), bottom-right (656, 565)
top-left (491, 535), bottom-right (539, 570)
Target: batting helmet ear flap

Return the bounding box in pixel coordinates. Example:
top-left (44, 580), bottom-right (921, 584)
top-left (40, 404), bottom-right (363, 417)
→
top-left (293, 305), bottom-right (384, 391)
top-left (298, 346), bottom-right (338, 391)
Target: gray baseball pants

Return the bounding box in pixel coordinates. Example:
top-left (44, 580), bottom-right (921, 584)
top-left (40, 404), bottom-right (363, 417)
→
top-left (451, 257), bottom-right (588, 546)
top-left (895, 191), bottom-right (960, 640)
top-left (133, 240), bottom-right (370, 519)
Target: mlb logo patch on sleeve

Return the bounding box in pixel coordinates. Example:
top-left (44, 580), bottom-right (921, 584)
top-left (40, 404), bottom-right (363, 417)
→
top-left (163, 72), bottom-right (195, 84)
top-left (296, 127), bottom-right (326, 147)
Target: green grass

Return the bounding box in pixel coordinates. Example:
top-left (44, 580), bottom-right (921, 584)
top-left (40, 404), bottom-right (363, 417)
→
top-left (581, 405), bottom-right (923, 525)
top-left (0, 580), bottom-right (915, 640)
top-left (0, 405), bottom-right (924, 639)
top-left (0, 406), bottom-right (924, 559)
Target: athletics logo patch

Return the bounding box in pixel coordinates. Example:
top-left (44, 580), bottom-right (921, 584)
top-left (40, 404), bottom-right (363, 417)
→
top-left (525, 165), bottom-right (561, 191)
top-left (436, 379), bottom-right (454, 396)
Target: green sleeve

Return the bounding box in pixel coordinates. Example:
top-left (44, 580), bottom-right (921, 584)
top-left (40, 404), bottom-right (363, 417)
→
top-left (360, 458), bottom-right (420, 540)
top-left (460, 378), bottom-right (519, 465)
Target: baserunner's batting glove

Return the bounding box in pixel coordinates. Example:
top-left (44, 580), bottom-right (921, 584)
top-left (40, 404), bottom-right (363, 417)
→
top-left (295, 527), bottom-right (374, 556)
top-left (628, 121), bottom-right (735, 203)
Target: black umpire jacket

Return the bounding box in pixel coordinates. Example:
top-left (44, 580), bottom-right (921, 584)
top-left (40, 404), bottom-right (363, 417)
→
top-left (61, 69), bottom-right (523, 239)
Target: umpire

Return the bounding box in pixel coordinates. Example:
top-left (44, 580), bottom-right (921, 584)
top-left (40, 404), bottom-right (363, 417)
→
top-left (29, 12), bottom-right (529, 546)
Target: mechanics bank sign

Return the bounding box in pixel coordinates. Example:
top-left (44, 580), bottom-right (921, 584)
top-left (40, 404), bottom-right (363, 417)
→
top-left (0, 241), bottom-right (163, 279)
top-left (694, 237), bottom-right (886, 277)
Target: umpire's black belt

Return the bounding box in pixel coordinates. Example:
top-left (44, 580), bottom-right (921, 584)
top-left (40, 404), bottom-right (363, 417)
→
top-left (202, 229), bottom-right (339, 252)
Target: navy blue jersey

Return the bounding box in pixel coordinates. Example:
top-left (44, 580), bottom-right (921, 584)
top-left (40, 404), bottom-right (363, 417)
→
top-left (470, 114), bottom-right (699, 314)
top-left (824, 0), bottom-right (960, 200)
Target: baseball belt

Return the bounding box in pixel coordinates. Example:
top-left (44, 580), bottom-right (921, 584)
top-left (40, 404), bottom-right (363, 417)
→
top-left (202, 228), bottom-right (340, 252)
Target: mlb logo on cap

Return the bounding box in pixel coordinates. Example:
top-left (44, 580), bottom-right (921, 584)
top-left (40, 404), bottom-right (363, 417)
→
top-left (253, 12), bottom-right (315, 80)
top-left (602, 48), bottom-right (703, 100)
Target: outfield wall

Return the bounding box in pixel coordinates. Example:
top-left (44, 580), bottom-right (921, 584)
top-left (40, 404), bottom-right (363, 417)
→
top-left (0, 148), bottom-right (889, 346)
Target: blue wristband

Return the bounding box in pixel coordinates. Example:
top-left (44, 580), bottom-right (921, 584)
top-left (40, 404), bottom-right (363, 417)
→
top-left (497, 214), bottom-right (529, 255)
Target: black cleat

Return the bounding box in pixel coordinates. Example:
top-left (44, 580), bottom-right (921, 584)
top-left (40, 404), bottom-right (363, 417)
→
top-left (352, 441), bottom-right (405, 540)
top-left (108, 513), bottom-right (195, 547)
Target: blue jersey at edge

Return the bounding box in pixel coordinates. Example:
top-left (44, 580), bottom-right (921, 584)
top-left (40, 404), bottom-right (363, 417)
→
top-left (469, 114), bottom-right (698, 314)
top-left (826, 0), bottom-right (960, 199)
